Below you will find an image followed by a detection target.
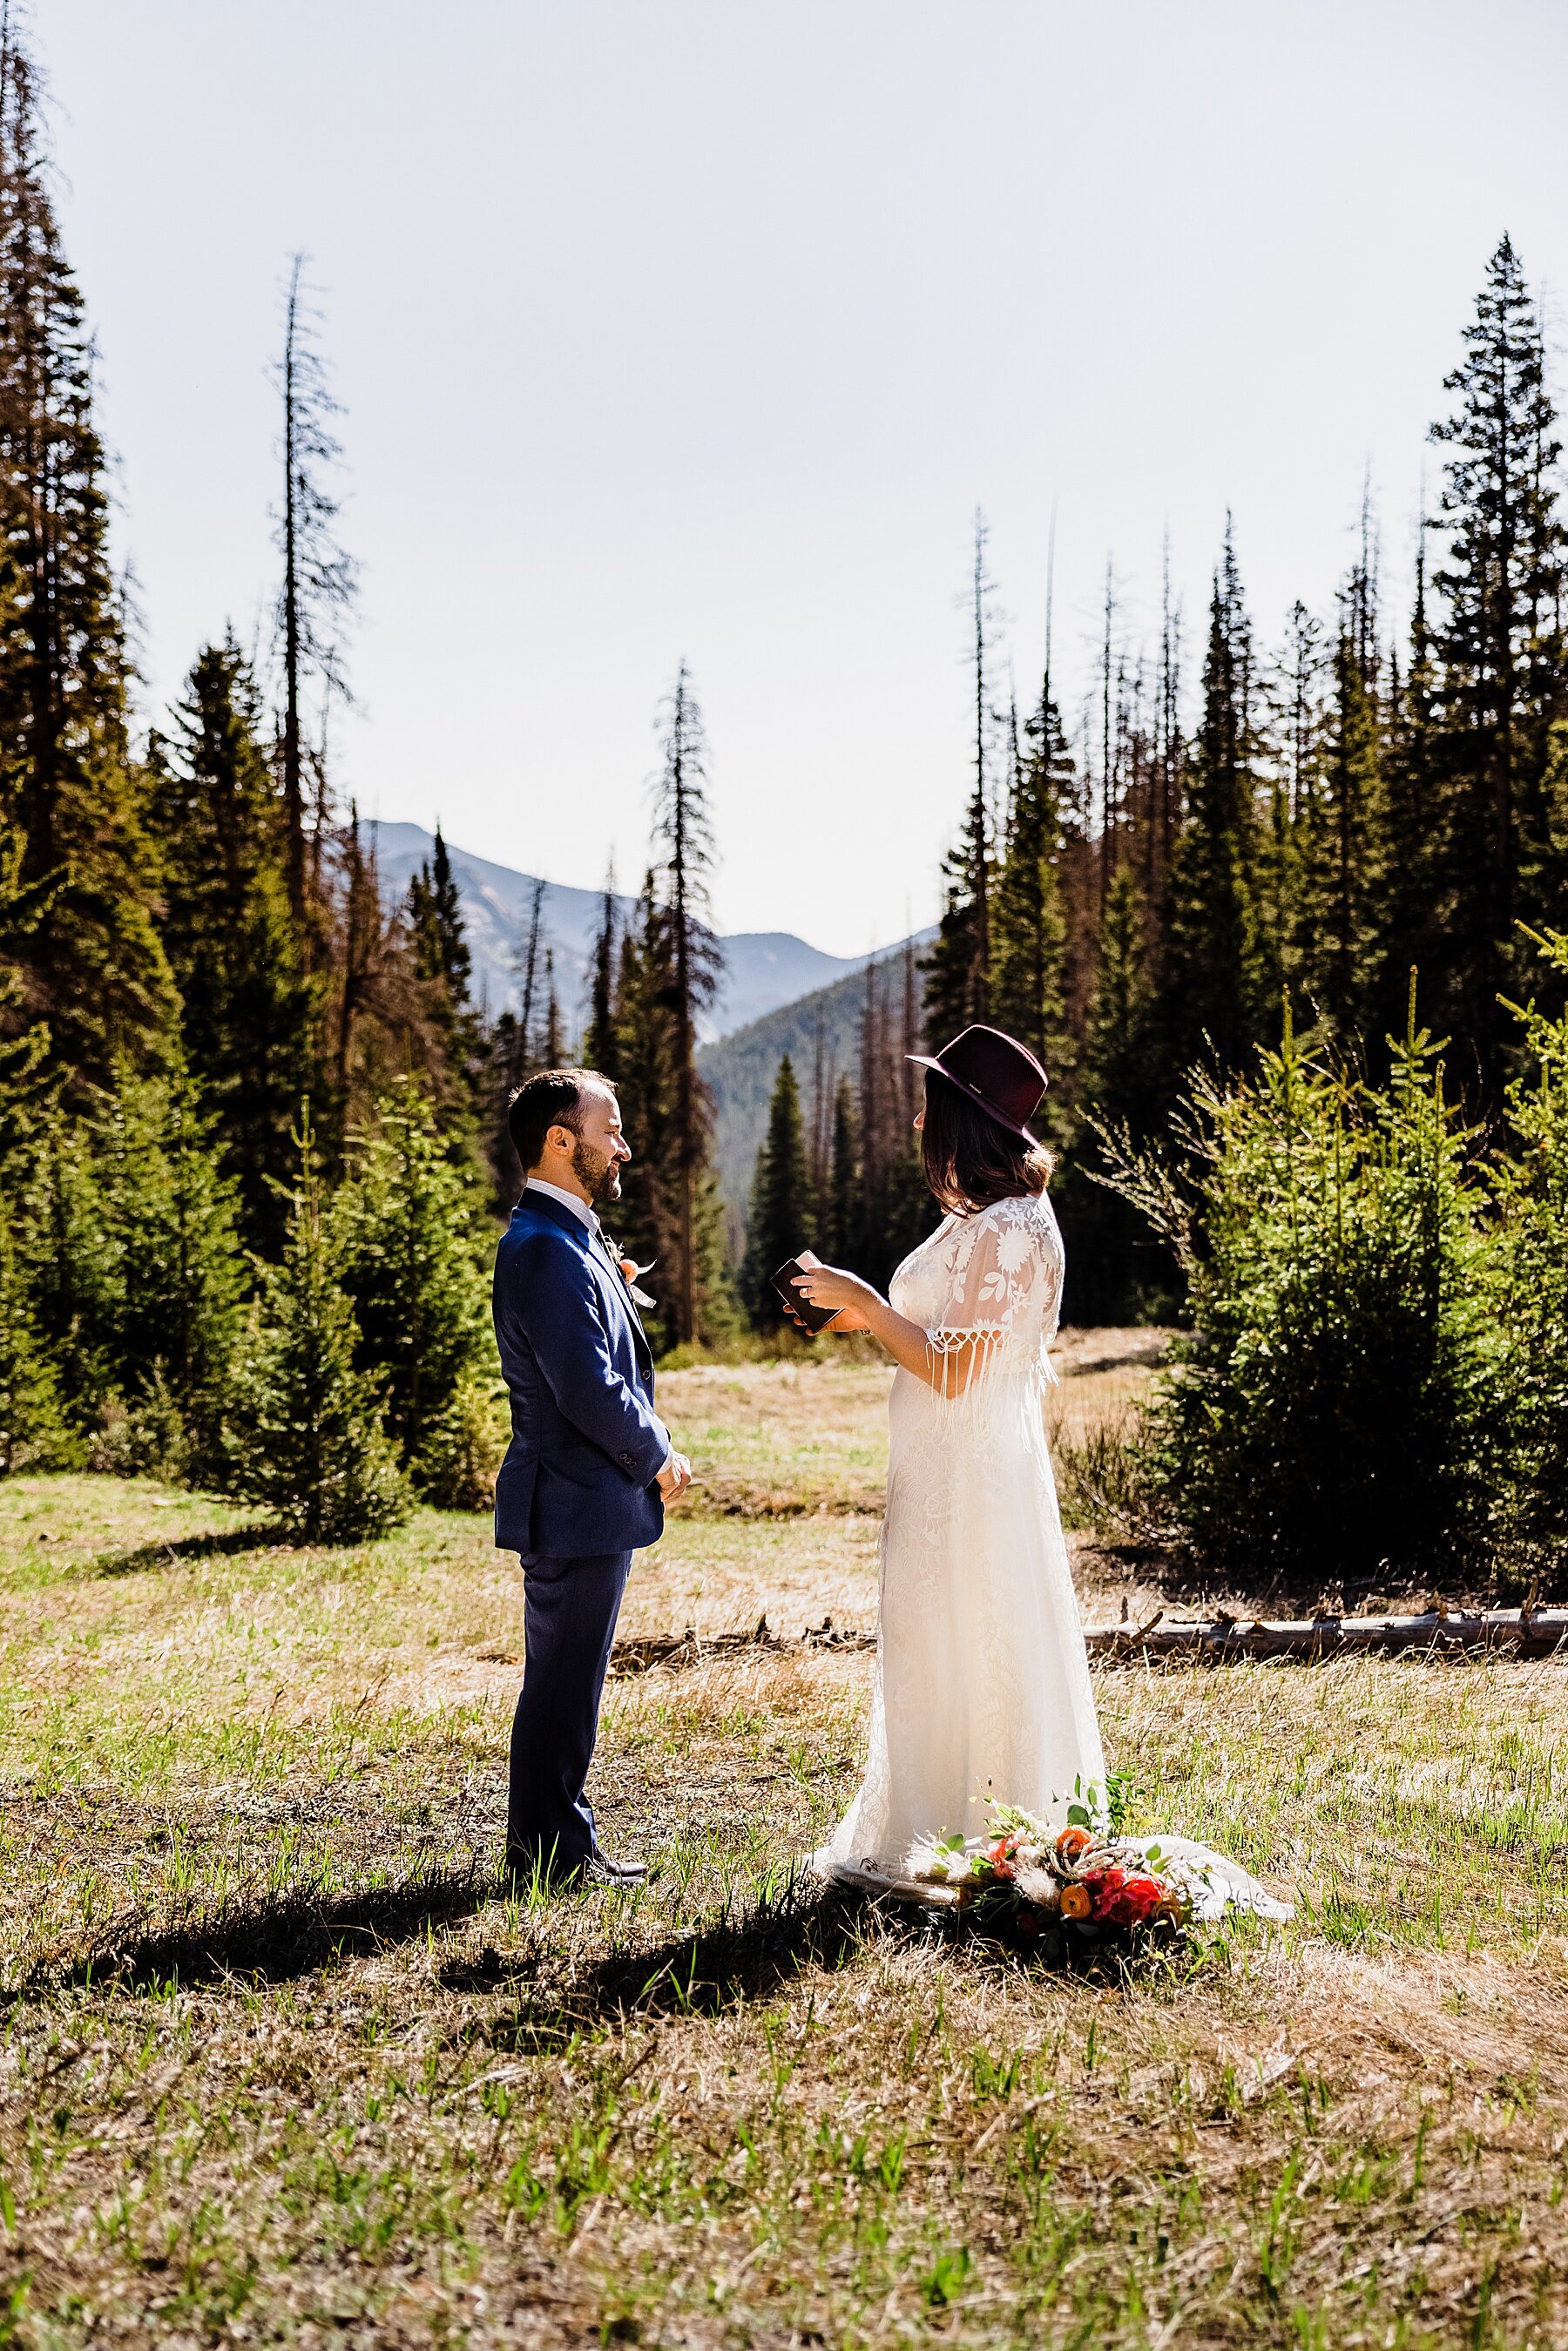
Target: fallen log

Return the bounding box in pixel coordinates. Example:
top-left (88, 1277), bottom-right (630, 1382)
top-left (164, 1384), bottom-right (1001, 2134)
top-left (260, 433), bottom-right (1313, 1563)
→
top-left (1083, 1604), bottom-right (1568, 1664)
top-left (610, 1613), bottom-right (877, 1677)
top-left (605, 1604), bottom-right (1568, 1680)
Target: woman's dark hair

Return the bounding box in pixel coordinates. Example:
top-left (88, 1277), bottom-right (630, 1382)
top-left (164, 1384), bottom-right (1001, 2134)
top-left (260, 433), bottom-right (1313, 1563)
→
top-left (508, 1067), bottom-right (613, 1172)
top-left (919, 1068), bottom-right (1052, 1216)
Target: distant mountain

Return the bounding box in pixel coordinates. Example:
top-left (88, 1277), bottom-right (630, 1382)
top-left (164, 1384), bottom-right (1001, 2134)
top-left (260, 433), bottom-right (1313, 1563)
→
top-left (699, 936), bottom-right (930, 1236)
top-left (366, 821), bottom-right (882, 1042)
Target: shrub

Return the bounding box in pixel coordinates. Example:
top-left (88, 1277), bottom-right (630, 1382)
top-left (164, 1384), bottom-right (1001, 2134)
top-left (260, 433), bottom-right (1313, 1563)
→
top-left (0, 1198), bottom-right (74, 1475)
top-left (1492, 928), bottom-right (1568, 1579)
top-left (330, 1078), bottom-right (496, 1500)
top-left (1047, 1403), bottom-right (1154, 1538)
top-left (416, 1366), bottom-right (509, 1512)
top-left (1097, 1001), bottom-right (1506, 1585)
top-left (86, 1370), bottom-right (190, 1483)
top-left (226, 1110), bottom-right (410, 1545)
top-left (22, 1064), bottom-right (245, 1476)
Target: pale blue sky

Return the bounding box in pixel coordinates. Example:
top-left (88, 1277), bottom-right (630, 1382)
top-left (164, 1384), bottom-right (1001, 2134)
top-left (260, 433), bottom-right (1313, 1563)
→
top-left (42, 0), bottom-right (1568, 953)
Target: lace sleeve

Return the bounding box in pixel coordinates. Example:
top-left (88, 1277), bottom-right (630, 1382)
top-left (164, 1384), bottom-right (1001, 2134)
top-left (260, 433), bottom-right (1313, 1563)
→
top-left (920, 1199), bottom-right (1061, 1399)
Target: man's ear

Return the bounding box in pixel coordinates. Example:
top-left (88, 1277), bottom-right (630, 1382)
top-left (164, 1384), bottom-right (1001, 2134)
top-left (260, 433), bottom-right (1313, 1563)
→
top-left (545, 1122), bottom-right (576, 1157)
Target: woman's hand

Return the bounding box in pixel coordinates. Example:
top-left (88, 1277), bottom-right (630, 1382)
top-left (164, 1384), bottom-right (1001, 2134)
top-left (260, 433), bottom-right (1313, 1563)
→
top-left (789, 1263), bottom-right (878, 1334)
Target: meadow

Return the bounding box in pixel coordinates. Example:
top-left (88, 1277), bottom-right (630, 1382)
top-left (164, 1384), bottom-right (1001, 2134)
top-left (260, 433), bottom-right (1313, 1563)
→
top-left (0, 1343), bottom-right (1565, 2347)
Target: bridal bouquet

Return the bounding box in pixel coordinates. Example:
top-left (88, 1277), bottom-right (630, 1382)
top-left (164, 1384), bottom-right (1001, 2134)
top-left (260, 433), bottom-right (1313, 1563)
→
top-left (905, 1800), bottom-right (1193, 1945)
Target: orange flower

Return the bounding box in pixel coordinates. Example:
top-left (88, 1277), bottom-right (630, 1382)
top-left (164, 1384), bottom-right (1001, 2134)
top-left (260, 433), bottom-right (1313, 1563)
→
top-left (1055, 1827), bottom-right (1093, 1863)
top-left (1059, 1883), bottom-right (1092, 1921)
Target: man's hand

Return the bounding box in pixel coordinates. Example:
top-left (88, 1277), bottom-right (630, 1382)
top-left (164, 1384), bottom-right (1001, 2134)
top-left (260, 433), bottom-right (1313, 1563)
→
top-left (657, 1450), bottom-right (693, 1502)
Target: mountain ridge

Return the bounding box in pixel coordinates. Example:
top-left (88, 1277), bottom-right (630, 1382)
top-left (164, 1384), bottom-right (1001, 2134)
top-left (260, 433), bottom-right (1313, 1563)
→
top-left (699, 935), bottom-right (932, 1236)
top-left (367, 820), bottom-right (896, 1040)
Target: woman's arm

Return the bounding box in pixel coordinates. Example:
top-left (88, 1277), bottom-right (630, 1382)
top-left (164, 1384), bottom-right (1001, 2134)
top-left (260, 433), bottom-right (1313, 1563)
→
top-left (787, 1266), bottom-right (998, 1399)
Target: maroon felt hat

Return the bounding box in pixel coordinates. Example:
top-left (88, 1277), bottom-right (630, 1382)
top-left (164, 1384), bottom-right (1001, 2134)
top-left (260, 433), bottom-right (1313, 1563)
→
top-left (907, 1023), bottom-right (1049, 1145)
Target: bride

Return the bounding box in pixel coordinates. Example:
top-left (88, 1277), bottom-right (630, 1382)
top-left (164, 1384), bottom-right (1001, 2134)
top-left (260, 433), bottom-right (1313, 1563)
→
top-left (788, 1023), bottom-right (1105, 1874)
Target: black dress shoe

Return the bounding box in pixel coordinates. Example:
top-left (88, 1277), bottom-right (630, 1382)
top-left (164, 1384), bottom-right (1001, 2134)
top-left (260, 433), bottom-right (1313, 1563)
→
top-left (583, 1848), bottom-right (647, 1886)
top-left (503, 1844), bottom-right (645, 1889)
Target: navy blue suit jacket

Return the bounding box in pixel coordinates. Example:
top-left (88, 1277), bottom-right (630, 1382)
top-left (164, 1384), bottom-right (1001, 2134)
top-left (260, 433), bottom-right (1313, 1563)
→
top-left (492, 1188), bottom-right (670, 1562)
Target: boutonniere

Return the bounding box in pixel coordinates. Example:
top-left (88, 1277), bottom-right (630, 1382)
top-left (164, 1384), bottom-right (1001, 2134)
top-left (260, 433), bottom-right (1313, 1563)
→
top-left (605, 1237), bottom-right (657, 1309)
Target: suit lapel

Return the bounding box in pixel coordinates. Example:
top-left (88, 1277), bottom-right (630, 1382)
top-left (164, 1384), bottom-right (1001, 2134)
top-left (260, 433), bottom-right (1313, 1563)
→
top-left (519, 1191), bottom-right (654, 1381)
top-left (601, 1244), bottom-right (654, 1375)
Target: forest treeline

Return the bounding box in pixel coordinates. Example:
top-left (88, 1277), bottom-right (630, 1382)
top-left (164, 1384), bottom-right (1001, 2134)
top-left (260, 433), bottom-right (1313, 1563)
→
top-left (6, 0), bottom-right (1568, 1574)
top-left (0, 22), bottom-right (733, 1522)
top-left (747, 229), bottom-right (1568, 1324)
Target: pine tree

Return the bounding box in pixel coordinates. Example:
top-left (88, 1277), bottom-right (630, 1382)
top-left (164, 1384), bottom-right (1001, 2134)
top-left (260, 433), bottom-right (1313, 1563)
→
top-left (274, 255), bottom-right (356, 931)
top-left (580, 861), bottom-right (618, 1071)
top-left (923, 511), bottom-right (996, 1041)
top-left (1371, 531), bottom-right (1442, 1046)
top-left (1081, 868), bottom-right (1153, 1130)
top-left (324, 813), bottom-right (441, 1138)
top-left (825, 1074), bottom-right (861, 1264)
top-left (228, 1108), bottom-right (409, 1544)
top-left (0, 812), bottom-right (61, 1146)
top-left (149, 639), bottom-right (317, 1254)
top-left (96, 1061), bottom-right (247, 1469)
top-left (331, 1076), bottom-right (496, 1499)
top-left (742, 1054), bottom-right (814, 1327)
top-left (1427, 234), bottom-right (1567, 1083)
top-left (406, 821), bottom-right (483, 1133)
top-left (543, 950), bottom-right (565, 1065)
top-left (991, 664), bottom-right (1074, 1132)
top-left (1294, 510), bottom-right (1385, 1044)
top-left (1164, 527), bottom-right (1267, 1081)
top-left (513, 879), bottom-right (548, 1072)
top-left (0, 25), bottom-right (172, 1089)
top-left (407, 826), bottom-right (474, 1027)
top-left (0, 1180), bottom-right (67, 1474)
top-left (848, 954), bottom-right (932, 1292)
top-left (604, 882), bottom-right (680, 1345)
top-left (483, 876), bottom-right (550, 1208)
top-left (651, 664), bottom-right (722, 1344)
top-left (1065, 867), bottom-right (1174, 1323)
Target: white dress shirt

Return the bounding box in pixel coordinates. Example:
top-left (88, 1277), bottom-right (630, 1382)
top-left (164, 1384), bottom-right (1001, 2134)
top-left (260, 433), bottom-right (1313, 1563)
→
top-left (524, 1175), bottom-right (598, 1233)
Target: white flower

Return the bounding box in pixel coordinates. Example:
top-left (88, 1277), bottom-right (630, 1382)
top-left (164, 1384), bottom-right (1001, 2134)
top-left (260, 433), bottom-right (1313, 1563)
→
top-left (994, 1223), bottom-right (1034, 1273)
top-left (1014, 1868), bottom-right (1061, 1910)
top-left (907, 1837), bottom-right (970, 1884)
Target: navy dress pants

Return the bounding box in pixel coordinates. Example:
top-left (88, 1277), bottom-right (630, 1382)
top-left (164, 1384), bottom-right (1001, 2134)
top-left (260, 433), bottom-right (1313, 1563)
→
top-left (506, 1550), bottom-right (632, 1873)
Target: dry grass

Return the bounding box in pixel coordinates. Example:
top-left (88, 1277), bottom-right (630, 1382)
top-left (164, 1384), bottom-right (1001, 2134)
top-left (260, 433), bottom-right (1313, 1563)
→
top-left (0, 1348), bottom-right (1565, 2345)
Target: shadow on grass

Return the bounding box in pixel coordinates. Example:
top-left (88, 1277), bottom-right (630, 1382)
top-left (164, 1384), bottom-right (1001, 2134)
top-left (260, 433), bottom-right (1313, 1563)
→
top-left (54, 1865), bottom-right (488, 1991)
top-left (487, 1874), bottom-right (876, 2044)
top-left (90, 1523), bottom-right (285, 1578)
top-left (482, 1871), bottom-right (1207, 2047)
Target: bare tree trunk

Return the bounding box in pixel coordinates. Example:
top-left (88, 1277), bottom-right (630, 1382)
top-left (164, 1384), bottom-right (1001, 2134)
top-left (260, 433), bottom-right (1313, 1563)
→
top-left (280, 256), bottom-right (305, 929)
top-left (970, 511), bottom-right (990, 1013)
top-left (515, 878), bottom-right (546, 1075)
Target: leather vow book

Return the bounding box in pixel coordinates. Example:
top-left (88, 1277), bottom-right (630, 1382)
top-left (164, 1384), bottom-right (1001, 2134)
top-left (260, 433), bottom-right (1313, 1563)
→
top-left (770, 1248), bottom-right (841, 1334)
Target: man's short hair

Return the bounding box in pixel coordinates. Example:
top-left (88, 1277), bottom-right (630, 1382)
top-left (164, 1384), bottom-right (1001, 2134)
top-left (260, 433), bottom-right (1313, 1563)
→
top-left (508, 1067), bottom-right (614, 1172)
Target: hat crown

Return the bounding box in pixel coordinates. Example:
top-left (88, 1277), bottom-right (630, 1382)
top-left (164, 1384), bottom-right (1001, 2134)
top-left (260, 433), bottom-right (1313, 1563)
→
top-left (932, 1024), bottom-right (1047, 1128)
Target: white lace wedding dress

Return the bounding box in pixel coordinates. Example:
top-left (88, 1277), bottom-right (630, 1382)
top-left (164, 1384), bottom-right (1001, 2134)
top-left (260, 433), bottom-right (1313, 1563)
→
top-left (816, 1190), bottom-right (1292, 1926)
top-left (820, 1190), bottom-right (1105, 1873)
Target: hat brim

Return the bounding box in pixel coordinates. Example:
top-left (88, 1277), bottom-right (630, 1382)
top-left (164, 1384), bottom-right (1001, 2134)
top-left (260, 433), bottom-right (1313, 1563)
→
top-left (907, 1054), bottom-right (1043, 1146)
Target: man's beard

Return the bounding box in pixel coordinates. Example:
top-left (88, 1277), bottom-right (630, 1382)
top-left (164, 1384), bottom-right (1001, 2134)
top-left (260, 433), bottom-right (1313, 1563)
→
top-left (571, 1136), bottom-right (622, 1206)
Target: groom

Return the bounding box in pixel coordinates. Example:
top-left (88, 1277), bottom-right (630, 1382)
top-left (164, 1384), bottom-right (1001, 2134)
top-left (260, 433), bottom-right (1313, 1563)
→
top-left (493, 1068), bottom-right (692, 1886)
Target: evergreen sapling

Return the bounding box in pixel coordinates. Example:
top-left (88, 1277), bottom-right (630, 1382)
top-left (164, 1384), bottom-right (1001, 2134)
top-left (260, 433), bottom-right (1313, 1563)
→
top-left (228, 1108), bottom-right (409, 1544)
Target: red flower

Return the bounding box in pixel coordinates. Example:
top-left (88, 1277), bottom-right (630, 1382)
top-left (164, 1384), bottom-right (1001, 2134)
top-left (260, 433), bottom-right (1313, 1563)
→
top-left (1087, 1870), bottom-right (1169, 1929)
top-left (987, 1835), bottom-right (1019, 1881)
